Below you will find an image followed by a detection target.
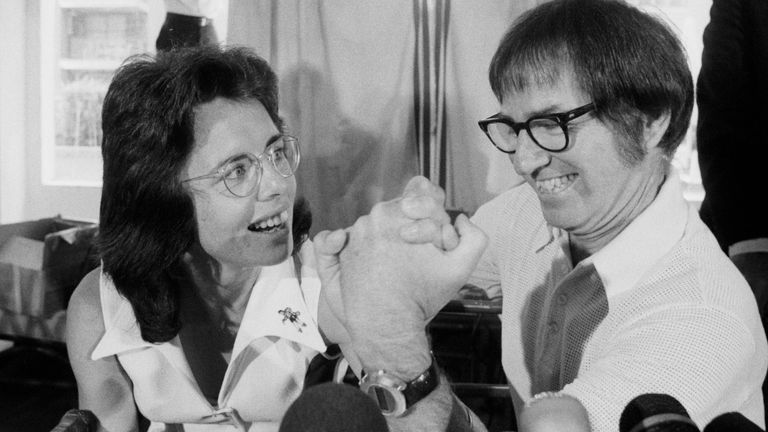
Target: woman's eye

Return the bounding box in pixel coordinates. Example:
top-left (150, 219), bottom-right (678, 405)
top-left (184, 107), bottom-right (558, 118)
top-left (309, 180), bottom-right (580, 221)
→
top-left (223, 161), bottom-right (250, 180)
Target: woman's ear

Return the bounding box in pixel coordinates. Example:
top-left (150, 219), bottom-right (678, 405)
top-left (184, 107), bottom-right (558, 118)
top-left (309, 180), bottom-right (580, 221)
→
top-left (643, 110), bottom-right (671, 151)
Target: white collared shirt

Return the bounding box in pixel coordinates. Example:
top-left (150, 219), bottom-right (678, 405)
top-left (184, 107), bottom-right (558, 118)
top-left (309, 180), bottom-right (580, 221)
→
top-left (469, 174), bottom-right (767, 432)
top-left (92, 243), bottom-right (326, 432)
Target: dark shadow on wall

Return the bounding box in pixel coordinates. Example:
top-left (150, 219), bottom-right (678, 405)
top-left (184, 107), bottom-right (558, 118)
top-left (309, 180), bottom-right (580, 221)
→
top-left (279, 63), bottom-right (417, 235)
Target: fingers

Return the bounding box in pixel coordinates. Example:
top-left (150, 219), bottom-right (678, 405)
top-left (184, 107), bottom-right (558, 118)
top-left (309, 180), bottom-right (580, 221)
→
top-left (399, 219), bottom-right (444, 248)
top-left (444, 214), bottom-right (488, 274)
top-left (398, 218), bottom-right (460, 251)
top-left (402, 176), bottom-right (446, 204)
top-left (400, 195), bottom-right (450, 224)
top-left (402, 176), bottom-right (436, 197)
top-left (441, 223), bottom-right (459, 250)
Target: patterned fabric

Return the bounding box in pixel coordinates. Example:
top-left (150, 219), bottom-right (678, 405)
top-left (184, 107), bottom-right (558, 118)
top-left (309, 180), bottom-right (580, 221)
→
top-left (91, 243), bottom-right (327, 432)
top-left (468, 174), bottom-right (768, 432)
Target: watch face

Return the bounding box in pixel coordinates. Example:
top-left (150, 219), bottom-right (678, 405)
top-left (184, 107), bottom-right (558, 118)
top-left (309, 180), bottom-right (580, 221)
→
top-left (370, 385), bottom-right (397, 413)
top-left (364, 383), bottom-right (406, 416)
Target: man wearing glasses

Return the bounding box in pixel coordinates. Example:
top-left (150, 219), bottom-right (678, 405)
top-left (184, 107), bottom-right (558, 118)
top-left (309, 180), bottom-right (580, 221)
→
top-left (315, 0), bottom-right (768, 431)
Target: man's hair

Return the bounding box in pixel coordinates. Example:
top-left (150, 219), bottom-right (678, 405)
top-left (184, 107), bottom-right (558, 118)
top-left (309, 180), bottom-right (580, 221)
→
top-left (97, 45), bottom-right (308, 343)
top-left (489, 0), bottom-right (693, 164)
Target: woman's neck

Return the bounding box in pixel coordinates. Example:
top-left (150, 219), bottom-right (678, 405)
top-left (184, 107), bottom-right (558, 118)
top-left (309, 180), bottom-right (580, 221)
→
top-left (183, 244), bottom-right (262, 321)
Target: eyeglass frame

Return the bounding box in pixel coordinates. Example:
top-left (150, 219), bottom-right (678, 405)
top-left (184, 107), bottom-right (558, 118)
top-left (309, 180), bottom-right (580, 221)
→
top-left (477, 102), bottom-right (596, 154)
top-left (182, 134), bottom-right (300, 197)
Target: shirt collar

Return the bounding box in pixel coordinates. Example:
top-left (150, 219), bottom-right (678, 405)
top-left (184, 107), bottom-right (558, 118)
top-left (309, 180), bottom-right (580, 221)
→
top-left (588, 173), bottom-right (690, 298)
top-left (92, 242), bottom-right (326, 360)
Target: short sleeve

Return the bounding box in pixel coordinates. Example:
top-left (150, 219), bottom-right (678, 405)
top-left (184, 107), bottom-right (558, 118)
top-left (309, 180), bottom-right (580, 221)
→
top-left (560, 305), bottom-right (761, 432)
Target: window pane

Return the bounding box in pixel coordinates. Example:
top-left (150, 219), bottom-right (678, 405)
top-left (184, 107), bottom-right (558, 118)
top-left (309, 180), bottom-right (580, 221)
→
top-left (61, 8), bottom-right (147, 61)
top-left (47, 2), bottom-right (150, 185)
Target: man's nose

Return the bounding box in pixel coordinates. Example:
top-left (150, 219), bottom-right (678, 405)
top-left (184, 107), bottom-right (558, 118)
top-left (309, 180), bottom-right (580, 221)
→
top-left (512, 132), bottom-right (551, 176)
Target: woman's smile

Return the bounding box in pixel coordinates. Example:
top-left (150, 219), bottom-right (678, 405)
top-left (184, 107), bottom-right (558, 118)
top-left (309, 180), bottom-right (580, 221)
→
top-left (247, 210), bottom-right (289, 233)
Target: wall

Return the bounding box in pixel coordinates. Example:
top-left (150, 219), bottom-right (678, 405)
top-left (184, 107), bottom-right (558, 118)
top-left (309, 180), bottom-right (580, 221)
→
top-left (0, 0), bottom-right (27, 223)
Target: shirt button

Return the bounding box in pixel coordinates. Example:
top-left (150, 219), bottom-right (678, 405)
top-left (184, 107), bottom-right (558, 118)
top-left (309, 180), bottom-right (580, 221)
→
top-left (557, 294), bottom-right (568, 305)
top-left (548, 322), bottom-right (559, 334)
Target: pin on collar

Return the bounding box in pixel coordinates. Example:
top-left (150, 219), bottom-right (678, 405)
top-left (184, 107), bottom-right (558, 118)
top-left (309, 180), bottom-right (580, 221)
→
top-left (278, 307), bottom-right (307, 332)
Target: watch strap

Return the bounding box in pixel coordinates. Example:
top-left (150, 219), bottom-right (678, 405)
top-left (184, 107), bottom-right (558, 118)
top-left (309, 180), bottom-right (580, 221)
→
top-left (402, 358), bottom-right (439, 408)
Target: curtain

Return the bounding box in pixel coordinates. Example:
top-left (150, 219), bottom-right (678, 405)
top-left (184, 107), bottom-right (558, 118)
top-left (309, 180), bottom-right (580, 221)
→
top-left (442, 0), bottom-right (541, 212)
top-left (229, 0), bottom-right (418, 235)
top-left (228, 0), bottom-right (539, 232)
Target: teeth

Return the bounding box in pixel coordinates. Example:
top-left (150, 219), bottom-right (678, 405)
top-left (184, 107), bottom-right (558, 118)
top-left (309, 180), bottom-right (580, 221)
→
top-left (536, 174), bottom-right (577, 194)
top-left (253, 210), bottom-right (289, 230)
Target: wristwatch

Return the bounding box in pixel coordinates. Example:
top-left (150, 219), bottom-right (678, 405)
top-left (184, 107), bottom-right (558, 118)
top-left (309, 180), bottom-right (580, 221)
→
top-left (359, 357), bottom-right (439, 417)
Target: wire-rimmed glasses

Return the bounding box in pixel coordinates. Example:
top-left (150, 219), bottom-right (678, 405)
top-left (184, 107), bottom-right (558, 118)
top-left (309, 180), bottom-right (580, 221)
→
top-left (478, 102), bottom-right (595, 154)
top-left (183, 135), bottom-right (300, 197)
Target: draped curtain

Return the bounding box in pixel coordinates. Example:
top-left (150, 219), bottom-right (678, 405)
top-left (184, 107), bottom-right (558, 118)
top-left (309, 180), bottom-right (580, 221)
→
top-left (228, 0), bottom-right (538, 233)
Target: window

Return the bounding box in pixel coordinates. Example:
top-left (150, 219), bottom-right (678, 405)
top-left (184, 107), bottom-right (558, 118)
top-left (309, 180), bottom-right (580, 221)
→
top-left (41, 0), bottom-right (158, 186)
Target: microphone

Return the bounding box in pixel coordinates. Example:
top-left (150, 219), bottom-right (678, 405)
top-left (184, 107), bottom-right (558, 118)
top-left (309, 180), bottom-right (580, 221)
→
top-left (619, 393), bottom-right (700, 432)
top-left (50, 409), bottom-right (98, 432)
top-left (703, 412), bottom-right (764, 432)
top-left (279, 382), bottom-right (388, 432)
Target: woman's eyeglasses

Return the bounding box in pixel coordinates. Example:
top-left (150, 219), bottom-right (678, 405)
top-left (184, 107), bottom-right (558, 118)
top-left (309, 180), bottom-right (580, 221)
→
top-left (183, 135), bottom-right (300, 197)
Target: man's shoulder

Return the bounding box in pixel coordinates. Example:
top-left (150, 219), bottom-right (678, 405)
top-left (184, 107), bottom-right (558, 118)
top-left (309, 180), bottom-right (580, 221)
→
top-left (640, 212), bottom-right (755, 312)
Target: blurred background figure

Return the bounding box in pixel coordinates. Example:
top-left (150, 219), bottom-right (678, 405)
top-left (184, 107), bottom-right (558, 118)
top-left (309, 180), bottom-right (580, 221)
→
top-left (156, 0), bottom-right (222, 51)
top-left (696, 0), bottom-right (768, 421)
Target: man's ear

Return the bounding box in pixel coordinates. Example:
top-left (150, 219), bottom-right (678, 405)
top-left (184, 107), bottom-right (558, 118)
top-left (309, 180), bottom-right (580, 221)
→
top-left (643, 111), bottom-right (671, 150)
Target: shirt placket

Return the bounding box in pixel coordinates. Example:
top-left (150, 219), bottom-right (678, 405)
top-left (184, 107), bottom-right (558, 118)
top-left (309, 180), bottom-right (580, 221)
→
top-left (533, 264), bottom-right (602, 394)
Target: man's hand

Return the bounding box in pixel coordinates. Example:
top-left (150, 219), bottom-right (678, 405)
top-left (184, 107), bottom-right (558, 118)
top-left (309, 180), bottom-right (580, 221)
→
top-left (315, 177), bottom-right (487, 376)
top-left (397, 176), bottom-right (459, 251)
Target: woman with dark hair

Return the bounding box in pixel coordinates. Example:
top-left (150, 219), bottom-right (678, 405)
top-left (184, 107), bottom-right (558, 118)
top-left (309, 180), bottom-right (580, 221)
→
top-left (66, 45), bottom-right (327, 431)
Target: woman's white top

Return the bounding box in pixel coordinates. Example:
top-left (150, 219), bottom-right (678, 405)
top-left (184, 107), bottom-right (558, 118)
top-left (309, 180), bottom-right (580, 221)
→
top-left (91, 246), bottom-right (326, 432)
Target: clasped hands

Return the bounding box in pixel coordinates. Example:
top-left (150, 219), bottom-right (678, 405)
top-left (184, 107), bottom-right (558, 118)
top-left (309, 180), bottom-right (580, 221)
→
top-left (314, 176), bottom-right (488, 377)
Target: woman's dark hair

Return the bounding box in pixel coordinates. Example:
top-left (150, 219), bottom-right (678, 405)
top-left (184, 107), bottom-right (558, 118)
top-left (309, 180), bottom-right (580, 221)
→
top-left (489, 0), bottom-right (694, 164)
top-left (98, 45), bottom-right (309, 343)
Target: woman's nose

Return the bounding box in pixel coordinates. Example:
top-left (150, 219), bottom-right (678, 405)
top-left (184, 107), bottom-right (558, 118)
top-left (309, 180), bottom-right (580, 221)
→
top-left (256, 159), bottom-right (289, 201)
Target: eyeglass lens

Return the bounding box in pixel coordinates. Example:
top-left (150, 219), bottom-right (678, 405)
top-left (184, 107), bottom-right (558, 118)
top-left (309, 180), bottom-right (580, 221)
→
top-left (222, 137), bottom-right (300, 197)
top-left (486, 117), bottom-right (565, 153)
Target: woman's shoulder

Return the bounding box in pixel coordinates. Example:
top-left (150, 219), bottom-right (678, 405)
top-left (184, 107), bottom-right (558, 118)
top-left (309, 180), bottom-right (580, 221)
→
top-left (68, 267), bottom-right (102, 316)
top-left (66, 267), bottom-right (105, 346)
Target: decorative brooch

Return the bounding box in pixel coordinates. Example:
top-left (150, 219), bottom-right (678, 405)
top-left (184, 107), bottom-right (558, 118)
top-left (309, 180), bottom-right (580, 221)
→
top-left (278, 307), bottom-right (307, 332)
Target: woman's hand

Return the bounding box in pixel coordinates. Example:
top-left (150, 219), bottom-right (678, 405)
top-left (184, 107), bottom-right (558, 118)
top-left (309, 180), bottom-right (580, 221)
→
top-left (314, 176), bottom-right (487, 377)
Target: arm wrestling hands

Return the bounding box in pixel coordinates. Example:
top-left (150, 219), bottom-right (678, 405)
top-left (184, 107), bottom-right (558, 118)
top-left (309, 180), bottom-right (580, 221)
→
top-left (313, 176), bottom-right (488, 431)
top-left (315, 176), bottom-right (487, 375)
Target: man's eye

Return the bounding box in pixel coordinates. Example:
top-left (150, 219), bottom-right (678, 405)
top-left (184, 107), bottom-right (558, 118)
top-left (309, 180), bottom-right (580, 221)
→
top-left (530, 118), bottom-right (561, 133)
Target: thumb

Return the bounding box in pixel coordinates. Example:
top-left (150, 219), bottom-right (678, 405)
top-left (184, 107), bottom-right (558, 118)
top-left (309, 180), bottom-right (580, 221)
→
top-left (313, 229), bottom-right (347, 278)
top-left (444, 214), bottom-right (488, 277)
top-left (313, 229), bottom-right (352, 345)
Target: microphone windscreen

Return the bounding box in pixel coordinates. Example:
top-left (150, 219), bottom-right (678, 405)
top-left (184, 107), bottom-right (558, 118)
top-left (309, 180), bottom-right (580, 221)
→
top-left (279, 382), bottom-right (388, 432)
top-left (703, 412), bottom-right (764, 432)
top-left (619, 393), bottom-right (700, 432)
